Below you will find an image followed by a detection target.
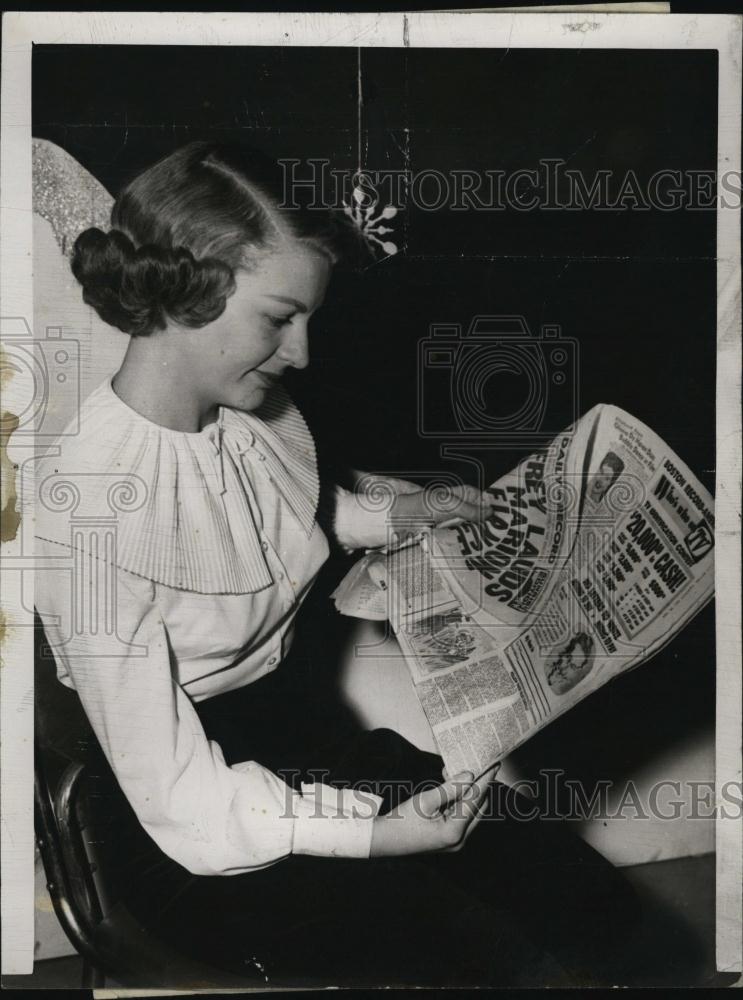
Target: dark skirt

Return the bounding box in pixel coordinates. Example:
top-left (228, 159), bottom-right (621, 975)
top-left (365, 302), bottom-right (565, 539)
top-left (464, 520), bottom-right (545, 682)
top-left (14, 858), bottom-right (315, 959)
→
top-left (40, 625), bottom-right (642, 989)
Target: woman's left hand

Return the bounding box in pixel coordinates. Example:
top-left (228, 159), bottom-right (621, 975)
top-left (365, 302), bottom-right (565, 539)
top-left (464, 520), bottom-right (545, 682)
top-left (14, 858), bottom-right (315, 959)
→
top-left (387, 476), bottom-right (491, 528)
top-left (334, 470), bottom-right (495, 553)
top-left (355, 472), bottom-right (493, 548)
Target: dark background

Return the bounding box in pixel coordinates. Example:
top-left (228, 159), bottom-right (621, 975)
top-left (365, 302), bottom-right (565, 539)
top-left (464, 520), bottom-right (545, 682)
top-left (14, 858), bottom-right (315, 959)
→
top-left (32, 45), bottom-right (717, 486)
top-left (32, 43), bottom-right (717, 787)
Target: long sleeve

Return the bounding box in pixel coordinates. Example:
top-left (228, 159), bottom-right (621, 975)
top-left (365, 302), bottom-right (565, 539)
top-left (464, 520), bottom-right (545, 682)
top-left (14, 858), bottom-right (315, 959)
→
top-left (329, 471), bottom-right (430, 552)
top-left (34, 554), bottom-right (381, 876)
top-left (331, 483), bottom-right (392, 551)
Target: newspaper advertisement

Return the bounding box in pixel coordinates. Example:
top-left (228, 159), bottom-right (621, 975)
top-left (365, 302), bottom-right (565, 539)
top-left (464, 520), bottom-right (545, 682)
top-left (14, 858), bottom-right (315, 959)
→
top-left (334, 405), bottom-right (715, 777)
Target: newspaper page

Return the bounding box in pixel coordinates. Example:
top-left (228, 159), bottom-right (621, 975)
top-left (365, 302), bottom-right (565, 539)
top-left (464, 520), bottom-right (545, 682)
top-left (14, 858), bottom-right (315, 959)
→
top-left (337, 405), bottom-right (715, 777)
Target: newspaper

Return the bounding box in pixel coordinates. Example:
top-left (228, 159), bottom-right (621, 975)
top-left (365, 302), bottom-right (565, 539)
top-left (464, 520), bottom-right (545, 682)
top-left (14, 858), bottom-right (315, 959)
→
top-left (332, 405), bottom-right (715, 777)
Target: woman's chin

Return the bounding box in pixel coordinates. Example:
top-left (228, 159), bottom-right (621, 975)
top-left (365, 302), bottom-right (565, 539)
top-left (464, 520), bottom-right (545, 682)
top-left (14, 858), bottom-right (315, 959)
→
top-left (218, 371), bottom-right (280, 412)
top-left (231, 379), bottom-right (273, 411)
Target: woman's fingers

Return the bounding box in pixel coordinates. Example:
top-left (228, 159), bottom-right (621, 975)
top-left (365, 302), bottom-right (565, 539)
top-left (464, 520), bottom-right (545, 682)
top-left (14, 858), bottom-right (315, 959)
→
top-left (442, 773), bottom-right (493, 848)
top-left (373, 767), bottom-right (498, 856)
top-left (439, 763), bottom-right (501, 850)
top-left (455, 773), bottom-right (490, 817)
top-left (482, 761), bottom-right (502, 781)
top-left (442, 761), bottom-right (501, 783)
top-left (433, 485), bottom-right (491, 526)
top-left (417, 770), bottom-right (474, 817)
top-left (384, 475), bottom-right (423, 496)
top-left (393, 484), bottom-right (492, 528)
top-left (453, 484), bottom-right (486, 505)
top-left (363, 478), bottom-right (493, 531)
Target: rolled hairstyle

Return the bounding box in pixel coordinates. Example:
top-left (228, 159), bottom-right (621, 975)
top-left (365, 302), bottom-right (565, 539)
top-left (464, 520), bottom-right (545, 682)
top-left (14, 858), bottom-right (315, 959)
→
top-left (72, 142), bottom-right (366, 337)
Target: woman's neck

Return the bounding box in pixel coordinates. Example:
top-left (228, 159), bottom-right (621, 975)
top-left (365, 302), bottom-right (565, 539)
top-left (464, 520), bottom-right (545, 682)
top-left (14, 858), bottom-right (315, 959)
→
top-left (112, 336), bottom-right (218, 432)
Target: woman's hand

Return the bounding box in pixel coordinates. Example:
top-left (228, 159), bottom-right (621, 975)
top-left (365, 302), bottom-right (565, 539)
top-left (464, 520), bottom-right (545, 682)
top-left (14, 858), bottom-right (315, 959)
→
top-left (439, 761), bottom-right (501, 851)
top-left (338, 471), bottom-right (493, 553)
top-left (369, 765), bottom-right (499, 858)
top-left (390, 479), bottom-right (489, 526)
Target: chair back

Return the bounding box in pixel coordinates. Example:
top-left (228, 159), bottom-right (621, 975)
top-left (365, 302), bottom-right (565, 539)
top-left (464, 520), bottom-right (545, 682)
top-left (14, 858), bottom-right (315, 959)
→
top-left (34, 612), bottom-right (108, 965)
top-left (34, 612), bottom-right (256, 988)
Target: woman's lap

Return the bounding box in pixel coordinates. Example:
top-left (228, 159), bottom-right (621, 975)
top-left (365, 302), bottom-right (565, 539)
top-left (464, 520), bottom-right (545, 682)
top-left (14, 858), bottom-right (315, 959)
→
top-left (149, 844), bottom-right (577, 987)
top-left (58, 653), bottom-right (640, 987)
top-left (116, 719), bottom-right (639, 987)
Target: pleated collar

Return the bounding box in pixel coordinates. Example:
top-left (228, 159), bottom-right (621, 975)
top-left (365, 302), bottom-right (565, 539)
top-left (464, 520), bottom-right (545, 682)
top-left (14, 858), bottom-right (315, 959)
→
top-left (35, 377), bottom-right (320, 594)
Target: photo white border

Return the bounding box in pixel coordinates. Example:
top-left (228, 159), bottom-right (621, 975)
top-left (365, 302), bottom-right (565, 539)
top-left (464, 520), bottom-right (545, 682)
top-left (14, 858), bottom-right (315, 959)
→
top-left (1, 9), bottom-right (740, 978)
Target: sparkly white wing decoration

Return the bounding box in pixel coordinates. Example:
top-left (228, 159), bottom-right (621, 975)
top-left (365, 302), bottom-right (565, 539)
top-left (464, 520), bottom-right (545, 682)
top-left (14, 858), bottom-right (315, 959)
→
top-left (33, 137), bottom-right (113, 257)
top-left (30, 139), bottom-right (126, 452)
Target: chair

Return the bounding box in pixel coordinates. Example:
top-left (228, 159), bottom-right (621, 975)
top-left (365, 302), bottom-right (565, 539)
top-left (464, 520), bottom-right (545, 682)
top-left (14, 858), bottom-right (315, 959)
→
top-left (33, 612), bottom-right (259, 989)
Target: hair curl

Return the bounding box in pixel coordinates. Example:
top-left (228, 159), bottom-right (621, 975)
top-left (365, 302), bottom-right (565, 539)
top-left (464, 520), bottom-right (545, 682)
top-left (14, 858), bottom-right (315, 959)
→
top-left (72, 228), bottom-right (236, 337)
top-left (71, 141), bottom-right (368, 337)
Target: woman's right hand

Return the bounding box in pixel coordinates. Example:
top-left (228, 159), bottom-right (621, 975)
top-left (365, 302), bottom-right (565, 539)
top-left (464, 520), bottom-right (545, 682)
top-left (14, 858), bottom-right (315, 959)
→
top-left (369, 769), bottom-right (493, 857)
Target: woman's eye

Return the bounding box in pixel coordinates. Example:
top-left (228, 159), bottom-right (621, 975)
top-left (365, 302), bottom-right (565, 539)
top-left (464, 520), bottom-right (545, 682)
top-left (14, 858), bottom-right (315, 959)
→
top-left (266, 314), bottom-right (293, 329)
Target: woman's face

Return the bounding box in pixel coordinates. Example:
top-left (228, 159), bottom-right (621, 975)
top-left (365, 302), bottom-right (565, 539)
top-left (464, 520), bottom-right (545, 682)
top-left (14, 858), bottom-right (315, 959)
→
top-left (182, 243), bottom-right (332, 414)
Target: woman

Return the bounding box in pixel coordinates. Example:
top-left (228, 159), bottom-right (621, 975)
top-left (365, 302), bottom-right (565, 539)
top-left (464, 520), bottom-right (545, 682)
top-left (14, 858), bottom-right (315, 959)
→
top-left (34, 141), bottom-right (639, 988)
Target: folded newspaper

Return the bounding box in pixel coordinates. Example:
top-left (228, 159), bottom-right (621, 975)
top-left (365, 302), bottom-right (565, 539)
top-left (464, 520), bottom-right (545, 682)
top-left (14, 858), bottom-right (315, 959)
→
top-left (332, 405), bottom-right (715, 778)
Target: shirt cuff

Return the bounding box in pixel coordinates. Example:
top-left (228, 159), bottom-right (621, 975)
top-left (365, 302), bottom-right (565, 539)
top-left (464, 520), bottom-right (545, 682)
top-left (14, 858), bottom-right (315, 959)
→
top-left (332, 485), bottom-right (390, 552)
top-left (291, 781), bottom-right (383, 859)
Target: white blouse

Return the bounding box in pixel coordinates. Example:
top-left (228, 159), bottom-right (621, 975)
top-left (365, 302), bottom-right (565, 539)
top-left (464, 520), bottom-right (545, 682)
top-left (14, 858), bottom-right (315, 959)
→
top-left (34, 377), bottom-right (386, 876)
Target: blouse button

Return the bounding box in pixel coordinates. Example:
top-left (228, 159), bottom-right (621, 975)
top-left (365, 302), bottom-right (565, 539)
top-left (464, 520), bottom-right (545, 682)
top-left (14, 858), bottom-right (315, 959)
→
top-left (277, 571), bottom-right (285, 581)
top-left (267, 656), bottom-right (277, 666)
top-left (257, 453), bottom-right (266, 462)
top-left (261, 540), bottom-right (269, 552)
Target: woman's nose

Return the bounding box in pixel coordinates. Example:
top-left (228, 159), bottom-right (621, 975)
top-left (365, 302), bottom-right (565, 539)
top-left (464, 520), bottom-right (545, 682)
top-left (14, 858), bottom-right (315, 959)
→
top-left (279, 324), bottom-right (310, 370)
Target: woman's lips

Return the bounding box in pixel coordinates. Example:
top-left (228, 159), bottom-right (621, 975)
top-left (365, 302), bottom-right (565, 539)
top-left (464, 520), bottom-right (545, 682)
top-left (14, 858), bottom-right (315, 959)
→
top-left (246, 370), bottom-right (281, 384)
